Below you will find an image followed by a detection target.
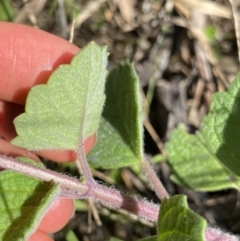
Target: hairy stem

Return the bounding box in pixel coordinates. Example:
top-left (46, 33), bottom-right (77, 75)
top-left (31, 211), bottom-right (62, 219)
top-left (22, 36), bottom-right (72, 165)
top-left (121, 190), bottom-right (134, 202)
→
top-left (0, 155), bottom-right (159, 221)
top-left (92, 184), bottom-right (159, 221)
top-left (0, 155), bottom-right (238, 240)
top-left (76, 142), bottom-right (95, 184)
top-left (142, 159), bottom-right (169, 200)
top-left (205, 227), bottom-right (239, 241)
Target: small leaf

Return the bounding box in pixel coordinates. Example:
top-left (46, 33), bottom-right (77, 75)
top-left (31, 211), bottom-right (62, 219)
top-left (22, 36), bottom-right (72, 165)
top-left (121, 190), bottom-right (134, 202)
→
top-left (88, 61), bottom-right (143, 168)
top-left (12, 42), bottom-right (108, 151)
top-left (166, 126), bottom-right (240, 191)
top-left (0, 157), bottom-right (60, 241)
top-left (157, 195), bottom-right (206, 241)
top-left (200, 73), bottom-right (240, 176)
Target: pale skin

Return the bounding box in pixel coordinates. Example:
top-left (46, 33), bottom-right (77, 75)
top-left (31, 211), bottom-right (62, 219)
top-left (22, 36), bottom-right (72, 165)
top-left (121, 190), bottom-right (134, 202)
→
top-left (0, 22), bottom-right (95, 241)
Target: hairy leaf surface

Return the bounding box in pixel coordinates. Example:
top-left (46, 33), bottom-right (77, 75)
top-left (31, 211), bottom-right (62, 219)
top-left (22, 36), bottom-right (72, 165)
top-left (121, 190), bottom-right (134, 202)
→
top-left (12, 42), bottom-right (108, 150)
top-left (166, 126), bottom-right (240, 191)
top-left (200, 73), bottom-right (240, 176)
top-left (0, 158), bottom-right (59, 241)
top-left (88, 61), bottom-right (143, 168)
top-left (157, 195), bottom-right (206, 241)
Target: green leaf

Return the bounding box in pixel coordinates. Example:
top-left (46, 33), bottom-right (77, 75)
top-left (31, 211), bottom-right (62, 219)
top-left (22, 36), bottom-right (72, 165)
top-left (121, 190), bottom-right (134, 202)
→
top-left (200, 73), bottom-right (240, 176)
top-left (157, 195), bottom-right (206, 241)
top-left (12, 42), bottom-right (108, 151)
top-left (0, 157), bottom-right (60, 241)
top-left (88, 61), bottom-right (143, 168)
top-left (166, 126), bottom-right (240, 191)
top-left (74, 200), bottom-right (88, 211)
top-left (0, 0), bottom-right (13, 21)
top-left (66, 229), bottom-right (79, 241)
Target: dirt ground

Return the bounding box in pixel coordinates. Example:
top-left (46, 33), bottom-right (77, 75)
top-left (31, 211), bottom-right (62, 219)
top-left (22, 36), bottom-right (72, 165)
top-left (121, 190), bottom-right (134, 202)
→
top-left (4, 0), bottom-right (240, 240)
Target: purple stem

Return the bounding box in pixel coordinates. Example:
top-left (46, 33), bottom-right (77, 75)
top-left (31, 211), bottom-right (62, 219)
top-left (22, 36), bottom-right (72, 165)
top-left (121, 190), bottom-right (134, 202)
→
top-left (92, 184), bottom-right (159, 221)
top-left (1, 155), bottom-right (238, 240)
top-left (205, 227), bottom-right (239, 241)
top-left (0, 155), bottom-right (159, 221)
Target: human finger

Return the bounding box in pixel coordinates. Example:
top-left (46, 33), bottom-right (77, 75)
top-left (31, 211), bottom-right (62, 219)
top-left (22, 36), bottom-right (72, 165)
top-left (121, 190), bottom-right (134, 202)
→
top-left (28, 230), bottom-right (54, 241)
top-left (0, 21), bottom-right (79, 104)
top-left (37, 198), bottom-right (74, 233)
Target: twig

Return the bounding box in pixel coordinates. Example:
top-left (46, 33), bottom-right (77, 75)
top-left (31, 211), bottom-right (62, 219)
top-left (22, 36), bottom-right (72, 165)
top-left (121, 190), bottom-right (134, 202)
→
top-left (173, 0), bottom-right (231, 19)
top-left (88, 198), bottom-right (102, 226)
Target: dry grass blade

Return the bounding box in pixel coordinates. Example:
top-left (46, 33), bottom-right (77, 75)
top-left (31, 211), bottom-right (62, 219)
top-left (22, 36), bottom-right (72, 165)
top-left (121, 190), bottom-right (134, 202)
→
top-left (69, 18), bottom-right (76, 43)
top-left (88, 198), bottom-right (102, 228)
top-left (144, 118), bottom-right (167, 158)
top-left (175, 1), bottom-right (229, 89)
top-left (75, 0), bottom-right (108, 28)
top-left (14, 0), bottom-right (47, 25)
top-left (174, 0), bottom-right (232, 19)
